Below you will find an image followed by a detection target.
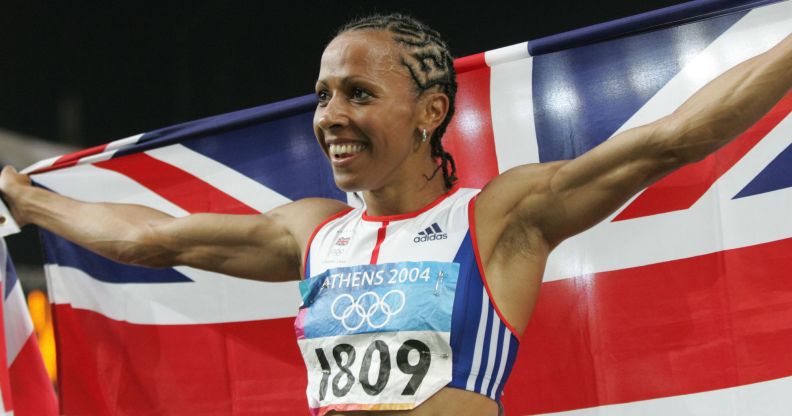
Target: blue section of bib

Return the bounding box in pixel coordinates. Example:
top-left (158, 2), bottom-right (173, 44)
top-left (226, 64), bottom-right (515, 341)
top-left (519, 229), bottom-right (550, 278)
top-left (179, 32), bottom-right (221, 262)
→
top-left (299, 261), bottom-right (459, 339)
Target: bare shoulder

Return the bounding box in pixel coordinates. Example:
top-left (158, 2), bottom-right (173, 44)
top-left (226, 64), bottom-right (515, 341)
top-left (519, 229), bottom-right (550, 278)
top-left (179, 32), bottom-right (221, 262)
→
top-left (475, 161), bottom-right (566, 253)
top-left (478, 162), bottom-right (565, 210)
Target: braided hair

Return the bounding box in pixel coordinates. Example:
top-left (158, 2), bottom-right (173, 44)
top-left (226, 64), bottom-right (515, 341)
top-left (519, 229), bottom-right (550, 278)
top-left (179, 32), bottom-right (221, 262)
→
top-left (337, 13), bottom-right (458, 189)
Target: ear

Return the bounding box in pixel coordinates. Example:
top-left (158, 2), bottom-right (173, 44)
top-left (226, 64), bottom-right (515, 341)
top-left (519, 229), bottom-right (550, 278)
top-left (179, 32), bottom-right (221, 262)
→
top-left (418, 91), bottom-right (450, 133)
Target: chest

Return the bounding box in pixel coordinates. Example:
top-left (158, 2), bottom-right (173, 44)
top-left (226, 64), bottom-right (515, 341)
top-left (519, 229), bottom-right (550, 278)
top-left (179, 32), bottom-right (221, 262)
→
top-left (307, 205), bottom-right (472, 277)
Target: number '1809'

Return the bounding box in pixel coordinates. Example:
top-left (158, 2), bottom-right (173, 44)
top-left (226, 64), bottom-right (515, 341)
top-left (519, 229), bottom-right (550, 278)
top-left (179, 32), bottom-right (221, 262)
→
top-left (315, 339), bottom-right (431, 400)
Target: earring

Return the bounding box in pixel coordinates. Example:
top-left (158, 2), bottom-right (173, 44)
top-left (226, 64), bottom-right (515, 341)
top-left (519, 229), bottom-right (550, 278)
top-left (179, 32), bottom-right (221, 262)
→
top-left (421, 128), bottom-right (428, 143)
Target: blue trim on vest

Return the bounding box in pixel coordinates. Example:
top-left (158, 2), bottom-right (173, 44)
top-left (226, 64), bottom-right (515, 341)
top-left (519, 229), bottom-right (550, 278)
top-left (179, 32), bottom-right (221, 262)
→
top-left (447, 231), bottom-right (518, 400)
top-left (449, 231), bottom-right (480, 389)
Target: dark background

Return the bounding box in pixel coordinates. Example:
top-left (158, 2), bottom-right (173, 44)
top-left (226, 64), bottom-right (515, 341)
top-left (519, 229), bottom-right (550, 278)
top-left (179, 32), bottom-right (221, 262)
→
top-left (1, 1), bottom-right (689, 147)
top-left (1, 0), bottom-right (689, 267)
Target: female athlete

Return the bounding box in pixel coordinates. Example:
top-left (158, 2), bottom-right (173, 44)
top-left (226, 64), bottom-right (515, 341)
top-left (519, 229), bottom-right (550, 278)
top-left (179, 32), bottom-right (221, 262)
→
top-left (1, 13), bottom-right (791, 416)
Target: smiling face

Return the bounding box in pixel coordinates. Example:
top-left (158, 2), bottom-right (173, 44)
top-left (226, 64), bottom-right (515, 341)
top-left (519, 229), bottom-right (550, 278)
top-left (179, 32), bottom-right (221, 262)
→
top-left (313, 30), bottom-right (431, 192)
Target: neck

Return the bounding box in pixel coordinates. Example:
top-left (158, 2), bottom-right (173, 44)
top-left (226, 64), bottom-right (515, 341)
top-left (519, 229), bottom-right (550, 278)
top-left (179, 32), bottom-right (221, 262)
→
top-left (361, 173), bottom-right (448, 217)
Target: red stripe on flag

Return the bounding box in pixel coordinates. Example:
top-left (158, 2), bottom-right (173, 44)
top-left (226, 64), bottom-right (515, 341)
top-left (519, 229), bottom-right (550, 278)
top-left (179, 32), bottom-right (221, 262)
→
top-left (445, 53), bottom-right (500, 189)
top-left (54, 307), bottom-right (307, 416)
top-left (503, 237), bottom-right (792, 414)
top-left (8, 335), bottom-right (58, 416)
top-left (94, 153), bottom-right (259, 215)
top-left (30, 144), bottom-right (111, 174)
top-left (454, 53), bottom-right (486, 74)
top-left (53, 144), bottom-right (109, 167)
top-left (614, 90), bottom-right (792, 221)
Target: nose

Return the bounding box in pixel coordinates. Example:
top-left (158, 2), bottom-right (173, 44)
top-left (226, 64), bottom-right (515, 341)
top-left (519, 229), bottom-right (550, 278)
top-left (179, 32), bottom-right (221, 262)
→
top-left (315, 94), bottom-right (349, 131)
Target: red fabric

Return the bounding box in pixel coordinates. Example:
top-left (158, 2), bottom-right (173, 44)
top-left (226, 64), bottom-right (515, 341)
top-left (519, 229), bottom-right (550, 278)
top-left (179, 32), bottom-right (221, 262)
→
top-left (8, 335), bottom-right (58, 416)
top-left (444, 53), bottom-right (500, 189)
top-left (504, 236), bottom-right (792, 414)
top-left (54, 307), bottom-right (306, 416)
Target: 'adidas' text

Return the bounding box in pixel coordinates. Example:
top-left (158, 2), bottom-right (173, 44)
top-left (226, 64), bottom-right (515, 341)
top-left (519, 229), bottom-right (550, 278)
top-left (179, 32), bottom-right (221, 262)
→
top-left (414, 223), bottom-right (448, 243)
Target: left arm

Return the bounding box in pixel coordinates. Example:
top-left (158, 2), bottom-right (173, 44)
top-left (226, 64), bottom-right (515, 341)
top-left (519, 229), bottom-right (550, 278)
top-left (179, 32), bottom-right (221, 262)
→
top-left (479, 33), bottom-right (792, 251)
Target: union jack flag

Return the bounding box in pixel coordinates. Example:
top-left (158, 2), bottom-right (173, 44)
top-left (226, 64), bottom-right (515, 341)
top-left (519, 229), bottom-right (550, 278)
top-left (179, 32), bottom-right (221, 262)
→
top-left (22, 1), bottom-right (792, 414)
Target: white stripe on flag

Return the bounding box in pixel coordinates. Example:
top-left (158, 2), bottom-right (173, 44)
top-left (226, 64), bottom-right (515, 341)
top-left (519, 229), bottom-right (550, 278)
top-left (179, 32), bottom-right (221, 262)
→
top-left (105, 133), bottom-right (144, 152)
top-left (485, 42), bottom-right (530, 66)
top-left (1, 239), bottom-right (34, 364)
top-left (46, 264), bottom-right (301, 324)
top-left (5, 281), bottom-right (33, 364)
top-left (145, 144), bottom-right (292, 213)
top-left (534, 375), bottom-right (792, 416)
top-left (21, 155), bottom-right (59, 174)
top-left (489, 53), bottom-right (540, 171)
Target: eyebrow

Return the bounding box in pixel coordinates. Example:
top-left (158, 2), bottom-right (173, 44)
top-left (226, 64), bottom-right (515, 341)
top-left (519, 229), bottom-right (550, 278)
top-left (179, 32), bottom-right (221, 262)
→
top-left (315, 75), bottom-right (377, 88)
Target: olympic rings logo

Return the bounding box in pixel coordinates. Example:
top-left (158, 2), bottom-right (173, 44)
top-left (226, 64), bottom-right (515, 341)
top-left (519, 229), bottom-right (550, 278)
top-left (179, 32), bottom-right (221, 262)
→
top-left (330, 290), bottom-right (406, 331)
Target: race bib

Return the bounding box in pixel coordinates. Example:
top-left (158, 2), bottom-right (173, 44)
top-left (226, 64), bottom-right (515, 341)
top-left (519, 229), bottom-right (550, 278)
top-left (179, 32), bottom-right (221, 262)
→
top-left (296, 261), bottom-right (459, 415)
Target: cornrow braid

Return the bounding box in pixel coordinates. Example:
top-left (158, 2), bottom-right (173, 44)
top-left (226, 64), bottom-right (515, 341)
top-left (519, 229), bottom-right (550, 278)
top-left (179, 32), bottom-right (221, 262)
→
top-left (338, 13), bottom-right (458, 189)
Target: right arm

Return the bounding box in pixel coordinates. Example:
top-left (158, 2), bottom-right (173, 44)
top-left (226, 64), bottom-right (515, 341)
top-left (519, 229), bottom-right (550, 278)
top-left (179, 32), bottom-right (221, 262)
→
top-left (0, 166), bottom-right (349, 281)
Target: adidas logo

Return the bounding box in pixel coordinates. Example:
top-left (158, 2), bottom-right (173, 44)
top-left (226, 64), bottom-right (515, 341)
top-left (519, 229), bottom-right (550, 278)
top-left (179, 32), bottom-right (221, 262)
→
top-left (413, 222), bottom-right (448, 243)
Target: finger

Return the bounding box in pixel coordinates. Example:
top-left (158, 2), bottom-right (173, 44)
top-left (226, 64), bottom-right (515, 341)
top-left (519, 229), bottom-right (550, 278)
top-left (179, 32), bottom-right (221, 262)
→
top-left (1, 165), bottom-right (18, 177)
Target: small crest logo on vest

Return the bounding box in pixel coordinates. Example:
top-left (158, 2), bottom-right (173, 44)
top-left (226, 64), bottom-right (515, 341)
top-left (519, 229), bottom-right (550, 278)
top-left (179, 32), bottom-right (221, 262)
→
top-left (328, 229), bottom-right (353, 262)
top-left (414, 222), bottom-right (447, 243)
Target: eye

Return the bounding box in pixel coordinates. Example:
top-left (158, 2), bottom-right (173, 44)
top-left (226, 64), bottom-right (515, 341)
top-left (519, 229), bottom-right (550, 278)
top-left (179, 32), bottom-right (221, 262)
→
top-left (351, 87), bottom-right (372, 101)
top-left (316, 89), bottom-right (330, 106)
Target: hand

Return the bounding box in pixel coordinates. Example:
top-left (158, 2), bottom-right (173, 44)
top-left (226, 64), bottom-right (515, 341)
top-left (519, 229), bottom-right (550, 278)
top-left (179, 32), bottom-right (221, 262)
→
top-left (0, 166), bottom-right (32, 226)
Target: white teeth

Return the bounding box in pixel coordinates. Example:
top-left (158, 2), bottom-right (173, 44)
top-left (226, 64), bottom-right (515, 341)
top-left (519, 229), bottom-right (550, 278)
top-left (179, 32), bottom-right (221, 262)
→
top-left (329, 143), bottom-right (366, 158)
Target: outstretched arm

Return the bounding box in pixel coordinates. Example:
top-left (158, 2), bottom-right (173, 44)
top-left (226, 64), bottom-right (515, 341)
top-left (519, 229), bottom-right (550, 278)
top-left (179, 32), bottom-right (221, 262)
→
top-left (0, 166), bottom-right (348, 281)
top-left (480, 33), bottom-right (792, 249)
